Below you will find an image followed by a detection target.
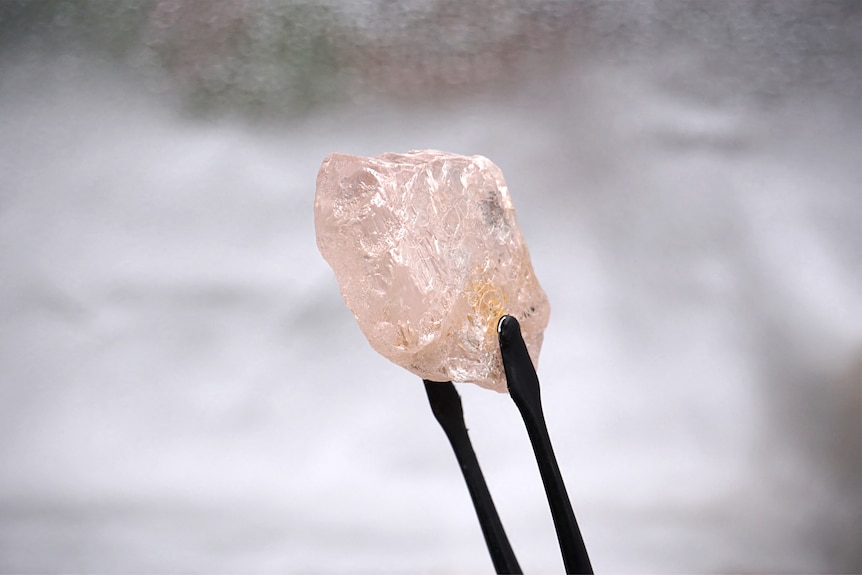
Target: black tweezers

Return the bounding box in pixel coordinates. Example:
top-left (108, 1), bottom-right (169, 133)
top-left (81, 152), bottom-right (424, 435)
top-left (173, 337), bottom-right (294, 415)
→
top-left (424, 315), bottom-right (593, 574)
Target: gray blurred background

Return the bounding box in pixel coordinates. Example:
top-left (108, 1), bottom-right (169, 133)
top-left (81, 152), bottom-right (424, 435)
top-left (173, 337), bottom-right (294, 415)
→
top-left (1, 1), bottom-right (860, 572)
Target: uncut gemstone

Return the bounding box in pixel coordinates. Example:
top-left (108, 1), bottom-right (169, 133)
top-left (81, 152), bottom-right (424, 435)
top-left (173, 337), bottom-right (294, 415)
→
top-left (314, 150), bottom-right (550, 392)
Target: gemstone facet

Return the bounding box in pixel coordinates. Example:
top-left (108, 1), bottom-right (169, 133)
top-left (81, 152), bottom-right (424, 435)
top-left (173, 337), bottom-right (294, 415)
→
top-left (314, 150), bottom-right (549, 392)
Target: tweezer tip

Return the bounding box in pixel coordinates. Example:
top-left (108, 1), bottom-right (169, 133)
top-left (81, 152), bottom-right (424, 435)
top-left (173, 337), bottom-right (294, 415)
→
top-left (497, 314), bottom-right (520, 341)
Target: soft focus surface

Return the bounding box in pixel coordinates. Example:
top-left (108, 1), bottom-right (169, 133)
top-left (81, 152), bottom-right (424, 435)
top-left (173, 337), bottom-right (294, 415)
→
top-left (315, 150), bottom-right (549, 391)
top-left (0, 1), bottom-right (860, 573)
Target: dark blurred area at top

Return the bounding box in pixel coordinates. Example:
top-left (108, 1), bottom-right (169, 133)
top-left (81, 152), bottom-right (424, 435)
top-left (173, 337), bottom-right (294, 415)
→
top-left (1, 0), bottom-right (859, 119)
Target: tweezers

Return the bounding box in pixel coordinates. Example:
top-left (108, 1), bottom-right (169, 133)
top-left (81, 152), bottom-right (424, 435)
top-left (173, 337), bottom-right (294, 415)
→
top-left (424, 315), bottom-right (593, 574)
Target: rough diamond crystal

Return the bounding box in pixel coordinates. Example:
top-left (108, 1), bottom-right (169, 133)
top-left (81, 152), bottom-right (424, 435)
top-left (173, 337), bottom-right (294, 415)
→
top-left (314, 150), bottom-right (550, 392)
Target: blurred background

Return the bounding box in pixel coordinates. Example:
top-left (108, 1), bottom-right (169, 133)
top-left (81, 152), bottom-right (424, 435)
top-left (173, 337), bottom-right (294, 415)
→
top-left (0, 0), bottom-right (860, 572)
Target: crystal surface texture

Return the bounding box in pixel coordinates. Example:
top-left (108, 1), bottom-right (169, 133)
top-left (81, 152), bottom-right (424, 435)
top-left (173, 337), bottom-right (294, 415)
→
top-left (314, 150), bottom-right (550, 392)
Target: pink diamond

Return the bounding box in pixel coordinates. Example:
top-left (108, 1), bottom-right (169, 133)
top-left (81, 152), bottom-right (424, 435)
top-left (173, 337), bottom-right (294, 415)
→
top-left (314, 150), bottom-right (550, 392)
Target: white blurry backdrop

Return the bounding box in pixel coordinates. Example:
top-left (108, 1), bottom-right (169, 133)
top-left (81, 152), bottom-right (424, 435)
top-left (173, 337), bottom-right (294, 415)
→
top-left (0, 1), bottom-right (860, 572)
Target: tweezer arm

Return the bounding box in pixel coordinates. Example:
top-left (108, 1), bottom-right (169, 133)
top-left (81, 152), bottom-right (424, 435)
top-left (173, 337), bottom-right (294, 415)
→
top-left (424, 380), bottom-right (522, 574)
top-left (498, 315), bottom-right (593, 575)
